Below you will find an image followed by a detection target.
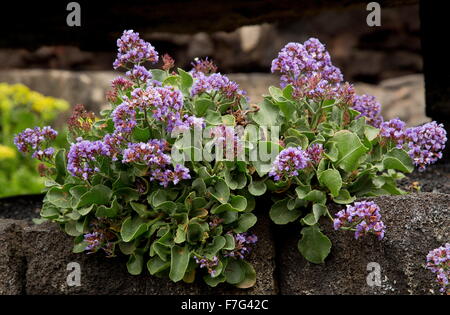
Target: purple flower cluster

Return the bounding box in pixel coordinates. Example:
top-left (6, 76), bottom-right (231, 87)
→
top-left (426, 243), bottom-right (450, 293)
top-left (405, 122), bottom-right (447, 171)
top-left (224, 233), bottom-right (258, 259)
top-left (269, 146), bottom-right (310, 181)
top-left (191, 73), bottom-right (246, 100)
top-left (112, 100), bottom-right (137, 133)
top-left (122, 140), bottom-right (190, 187)
top-left (209, 125), bottom-right (243, 159)
top-left (113, 30), bottom-right (158, 69)
top-left (151, 164), bottom-right (191, 187)
top-left (14, 126), bottom-right (57, 161)
top-left (111, 77), bottom-right (134, 91)
top-left (125, 65), bottom-right (152, 83)
top-left (380, 118), bottom-right (406, 148)
top-left (194, 255), bottom-right (219, 277)
top-left (333, 201), bottom-right (386, 240)
top-left (122, 140), bottom-right (170, 166)
top-left (83, 231), bottom-right (114, 256)
top-left (102, 133), bottom-right (126, 161)
top-left (352, 94), bottom-right (383, 127)
top-left (271, 38), bottom-right (343, 99)
top-left (67, 138), bottom-right (108, 180)
top-left (306, 143), bottom-right (324, 165)
top-left (190, 57), bottom-right (218, 77)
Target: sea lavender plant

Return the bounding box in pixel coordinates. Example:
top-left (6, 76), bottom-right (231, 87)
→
top-left (16, 29), bottom-right (258, 289)
top-left (248, 37), bottom-right (447, 265)
top-left (426, 243), bottom-right (449, 294)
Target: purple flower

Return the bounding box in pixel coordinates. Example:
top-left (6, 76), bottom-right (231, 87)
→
top-left (84, 232), bottom-right (104, 252)
top-left (191, 73), bottom-right (246, 100)
top-left (111, 100), bottom-right (137, 134)
top-left (111, 76), bottom-right (134, 91)
top-left (269, 146), bottom-right (310, 181)
top-left (122, 140), bottom-right (170, 167)
top-left (405, 121), bottom-right (447, 171)
top-left (380, 118), bottom-right (406, 147)
top-left (67, 138), bottom-right (107, 180)
top-left (102, 133), bottom-right (126, 161)
top-left (271, 38), bottom-right (343, 99)
top-left (209, 125), bottom-right (243, 160)
top-left (190, 57), bottom-right (218, 77)
top-left (224, 233), bottom-right (258, 259)
top-left (113, 30), bottom-right (158, 69)
top-left (426, 243), bottom-right (449, 294)
top-left (306, 143), bottom-right (324, 165)
top-left (150, 164), bottom-right (191, 187)
top-left (14, 126), bottom-right (57, 161)
top-left (352, 94), bottom-right (383, 127)
top-left (334, 201), bottom-right (386, 240)
top-left (125, 65), bottom-right (152, 83)
top-left (194, 255), bottom-right (219, 276)
top-left (14, 126), bottom-right (57, 153)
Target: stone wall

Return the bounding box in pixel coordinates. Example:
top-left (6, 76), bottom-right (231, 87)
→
top-left (0, 192), bottom-right (448, 295)
top-left (0, 70), bottom-right (429, 127)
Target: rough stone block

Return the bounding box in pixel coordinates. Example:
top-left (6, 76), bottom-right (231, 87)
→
top-left (0, 219), bottom-right (25, 295)
top-left (277, 193), bottom-right (449, 294)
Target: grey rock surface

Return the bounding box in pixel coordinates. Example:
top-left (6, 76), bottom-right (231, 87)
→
top-left (0, 220), bottom-right (25, 294)
top-left (277, 193), bottom-right (449, 295)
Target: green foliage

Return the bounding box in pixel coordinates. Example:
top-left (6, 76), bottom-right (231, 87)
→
top-left (0, 83), bottom-right (69, 197)
top-left (251, 83), bottom-right (414, 264)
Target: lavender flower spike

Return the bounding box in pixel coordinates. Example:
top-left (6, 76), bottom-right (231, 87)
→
top-left (269, 146), bottom-right (310, 181)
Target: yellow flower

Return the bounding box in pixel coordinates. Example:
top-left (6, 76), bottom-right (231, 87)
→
top-left (0, 145), bottom-right (16, 160)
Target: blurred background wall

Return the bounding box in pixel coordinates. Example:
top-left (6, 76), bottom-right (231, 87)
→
top-left (0, 3), bottom-right (427, 126)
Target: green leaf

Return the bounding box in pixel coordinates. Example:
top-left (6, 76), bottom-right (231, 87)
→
top-left (209, 179), bottom-right (230, 204)
top-left (120, 217), bottom-right (148, 242)
top-left (205, 110), bottom-right (222, 125)
top-left (127, 253), bottom-right (144, 275)
top-left (364, 125), bottom-right (380, 142)
top-left (115, 187), bottom-right (140, 203)
top-left (64, 220), bottom-right (82, 236)
top-left (147, 256), bottom-right (170, 275)
top-left (224, 169), bottom-right (247, 190)
top-left (47, 187), bottom-right (71, 208)
top-left (301, 204), bottom-right (327, 226)
top-left (234, 213), bottom-right (257, 233)
top-left (194, 98), bottom-right (214, 117)
top-left (297, 225), bottom-right (331, 264)
top-left (332, 189), bottom-right (356, 204)
top-left (178, 68), bottom-right (194, 95)
top-left (250, 99), bottom-right (281, 126)
top-left (248, 179), bottom-right (267, 196)
top-left (132, 127), bottom-right (151, 142)
top-left (382, 148), bottom-right (414, 173)
top-left (224, 259), bottom-right (245, 284)
top-left (236, 260), bottom-right (256, 289)
top-left (169, 245), bottom-right (190, 282)
top-left (130, 202), bottom-right (150, 217)
top-left (40, 203), bottom-right (60, 219)
top-left (96, 197), bottom-right (121, 218)
top-left (269, 199), bottom-right (302, 225)
top-left (318, 169), bottom-right (342, 197)
top-left (205, 236), bottom-right (226, 256)
top-left (327, 130), bottom-right (368, 172)
top-left (76, 185), bottom-right (112, 209)
top-left (55, 149), bottom-right (67, 182)
top-left (223, 234), bottom-right (235, 250)
top-left (150, 69), bottom-right (167, 82)
top-left (303, 190), bottom-right (326, 204)
top-left (222, 114), bottom-right (236, 126)
top-left (229, 195), bottom-right (247, 211)
top-left (187, 223), bottom-right (204, 243)
top-left (204, 274), bottom-right (226, 287)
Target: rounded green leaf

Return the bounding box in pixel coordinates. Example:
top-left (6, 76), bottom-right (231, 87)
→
top-left (318, 169), bottom-right (342, 197)
top-left (382, 148), bottom-right (414, 173)
top-left (297, 225), bottom-right (331, 264)
top-left (248, 180), bottom-right (267, 196)
top-left (127, 253), bottom-right (144, 275)
top-left (269, 199), bottom-right (302, 225)
top-left (224, 259), bottom-right (245, 284)
top-left (76, 184), bottom-right (112, 209)
top-left (169, 245), bottom-right (190, 282)
top-left (120, 217), bottom-right (148, 242)
top-left (327, 130), bottom-right (368, 172)
top-left (234, 213), bottom-right (257, 233)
